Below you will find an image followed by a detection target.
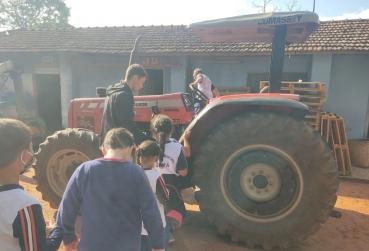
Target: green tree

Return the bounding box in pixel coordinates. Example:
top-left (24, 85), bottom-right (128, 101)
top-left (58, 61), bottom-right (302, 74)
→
top-left (0, 0), bottom-right (71, 30)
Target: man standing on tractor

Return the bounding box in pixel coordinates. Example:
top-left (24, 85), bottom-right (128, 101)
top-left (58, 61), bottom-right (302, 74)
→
top-left (189, 68), bottom-right (220, 115)
top-left (189, 68), bottom-right (220, 100)
top-left (100, 64), bottom-right (152, 146)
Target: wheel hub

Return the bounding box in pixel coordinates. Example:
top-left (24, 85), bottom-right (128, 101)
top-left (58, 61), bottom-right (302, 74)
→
top-left (222, 145), bottom-right (301, 220)
top-left (47, 149), bottom-right (90, 197)
top-left (240, 163), bottom-right (282, 203)
top-left (253, 175), bottom-right (268, 189)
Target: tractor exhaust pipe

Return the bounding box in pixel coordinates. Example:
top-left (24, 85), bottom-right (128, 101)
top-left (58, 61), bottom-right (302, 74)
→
top-left (129, 36), bottom-right (142, 66)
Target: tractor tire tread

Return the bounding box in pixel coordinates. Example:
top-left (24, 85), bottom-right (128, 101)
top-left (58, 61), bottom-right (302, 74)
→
top-left (34, 128), bottom-right (102, 209)
top-left (192, 111), bottom-right (339, 250)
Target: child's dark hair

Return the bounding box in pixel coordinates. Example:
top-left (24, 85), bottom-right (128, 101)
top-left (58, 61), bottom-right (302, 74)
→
top-left (103, 128), bottom-right (134, 149)
top-left (0, 119), bottom-right (32, 169)
top-left (135, 140), bottom-right (161, 166)
top-left (150, 115), bottom-right (172, 165)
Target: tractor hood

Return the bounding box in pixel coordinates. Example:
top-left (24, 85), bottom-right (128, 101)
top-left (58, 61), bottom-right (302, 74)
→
top-left (188, 11), bottom-right (319, 44)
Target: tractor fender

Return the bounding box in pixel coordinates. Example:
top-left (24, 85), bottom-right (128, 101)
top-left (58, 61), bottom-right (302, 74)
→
top-left (181, 97), bottom-right (309, 153)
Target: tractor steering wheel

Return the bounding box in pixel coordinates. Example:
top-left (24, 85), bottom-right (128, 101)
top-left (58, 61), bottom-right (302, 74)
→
top-left (189, 85), bottom-right (209, 102)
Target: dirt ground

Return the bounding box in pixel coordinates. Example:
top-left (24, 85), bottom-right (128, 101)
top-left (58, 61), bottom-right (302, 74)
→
top-left (21, 169), bottom-right (369, 251)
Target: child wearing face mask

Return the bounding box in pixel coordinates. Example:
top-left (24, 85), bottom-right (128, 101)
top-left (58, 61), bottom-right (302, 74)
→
top-left (0, 118), bottom-right (64, 251)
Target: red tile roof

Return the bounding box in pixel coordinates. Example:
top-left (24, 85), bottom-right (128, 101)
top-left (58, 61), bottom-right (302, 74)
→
top-left (0, 19), bottom-right (368, 54)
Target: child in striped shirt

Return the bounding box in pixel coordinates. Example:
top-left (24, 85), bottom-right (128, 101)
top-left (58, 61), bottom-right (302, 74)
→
top-left (0, 119), bottom-right (63, 251)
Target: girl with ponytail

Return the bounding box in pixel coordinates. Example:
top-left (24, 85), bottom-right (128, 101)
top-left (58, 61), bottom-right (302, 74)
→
top-left (135, 140), bottom-right (182, 251)
top-left (150, 115), bottom-right (189, 248)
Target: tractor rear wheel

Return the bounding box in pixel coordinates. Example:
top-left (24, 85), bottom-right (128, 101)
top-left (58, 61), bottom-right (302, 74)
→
top-left (192, 111), bottom-right (338, 250)
top-left (34, 128), bottom-right (102, 209)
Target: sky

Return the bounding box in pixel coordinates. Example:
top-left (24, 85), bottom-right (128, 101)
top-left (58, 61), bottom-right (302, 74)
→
top-left (64, 0), bottom-right (369, 28)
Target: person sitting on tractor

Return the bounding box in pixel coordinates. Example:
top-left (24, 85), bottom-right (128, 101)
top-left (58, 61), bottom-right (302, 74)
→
top-left (100, 64), bottom-right (153, 146)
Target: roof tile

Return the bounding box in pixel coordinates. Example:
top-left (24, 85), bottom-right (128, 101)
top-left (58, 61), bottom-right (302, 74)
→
top-left (0, 19), bottom-right (368, 54)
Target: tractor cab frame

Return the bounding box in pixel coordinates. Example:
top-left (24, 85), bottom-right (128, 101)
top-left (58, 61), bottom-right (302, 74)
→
top-left (188, 11), bottom-right (319, 93)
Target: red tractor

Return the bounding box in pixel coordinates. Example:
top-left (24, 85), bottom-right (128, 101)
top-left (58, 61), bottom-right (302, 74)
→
top-left (34, 11), bottom-right (339, 250)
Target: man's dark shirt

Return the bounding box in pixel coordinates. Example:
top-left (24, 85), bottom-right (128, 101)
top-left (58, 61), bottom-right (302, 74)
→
top-left (100, 81), bottom-right (150, 145)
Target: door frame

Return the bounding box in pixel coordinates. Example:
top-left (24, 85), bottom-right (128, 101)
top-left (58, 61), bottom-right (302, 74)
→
top-left (33, 74), bottom-right (62, 131)
top-left (142, 66), bottom-right (166, 94)
top-left (33, 72), bottom-right (60, 116)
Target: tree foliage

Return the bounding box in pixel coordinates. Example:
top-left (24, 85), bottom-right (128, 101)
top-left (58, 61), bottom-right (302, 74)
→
top-left (0, 0), bottom-right (71, 29)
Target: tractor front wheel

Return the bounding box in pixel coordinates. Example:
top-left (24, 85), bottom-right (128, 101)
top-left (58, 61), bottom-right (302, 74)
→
top-left (192, 111), bottom-right (338, 250)
top-left (34, 128), bottom-right (102, 209)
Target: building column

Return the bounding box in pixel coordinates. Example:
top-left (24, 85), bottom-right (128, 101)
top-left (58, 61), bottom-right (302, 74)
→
top-left (164, 67), bottom-right (171, 93)
top-left (310, 54), bottom-right (332, 102)
top-left (59, 54), bottom-right (72, 128)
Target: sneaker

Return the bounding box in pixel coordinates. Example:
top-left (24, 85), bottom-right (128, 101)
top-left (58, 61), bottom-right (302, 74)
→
top-left (169, 233), bottom-right (175, 243)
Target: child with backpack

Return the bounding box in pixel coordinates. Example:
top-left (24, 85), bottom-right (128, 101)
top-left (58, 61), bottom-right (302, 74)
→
top-left (136, 140), bottom-right (183, 251)
top-left (150, 115), bottom-right (189, 248)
